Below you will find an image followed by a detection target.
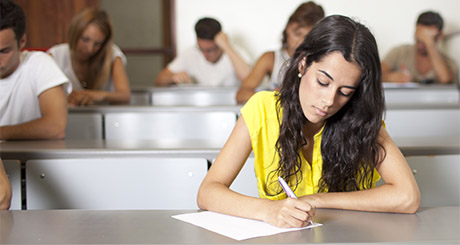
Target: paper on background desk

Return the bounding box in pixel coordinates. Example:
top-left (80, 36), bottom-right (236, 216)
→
top-left (172, 211), bottom-right (322, 241)
top-left (382, 82), bottom-right (420, 88)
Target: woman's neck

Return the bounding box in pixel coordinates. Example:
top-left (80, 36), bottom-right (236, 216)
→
top-left (285, 47), bottom-right (295, 57)
top-left (302, 121), bottom-right (324, 139)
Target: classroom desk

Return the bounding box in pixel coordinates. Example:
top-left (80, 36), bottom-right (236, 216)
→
top-left (0, 139), bottom-right (223, 163)
top-left (131, 83), bottom-right (460, 106)
top-left (67, 106), bottom-right (242, 141)
top-left (1, 207), bottom-right (458, 244)
top-left (68, 104), bottom-right (243, 114)
top-left (384, 83), bottom-right (459, 105)
top-left (392, 136), bottom-right (460, 156)
top-left (132, 85), bottom-right (239, 106)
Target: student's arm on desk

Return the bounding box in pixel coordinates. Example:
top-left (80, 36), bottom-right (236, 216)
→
top-left (154, 67), bottom-right (191, 86)
top-left (300, 126), bottom-right (421, 214)
top-left (0, 85), bottom-right (67, 140)
top-left (381, 62), bottom-right (412, 83)
top-left (80, 57), bottom-right (131, 104)
top-left (197, 116), bottom-right (314, 228)
top-left (236, 52), bottom-right (274, 104)
top-left (425, 46), bottom-right (454, 84)
top-left (0, 159), bottom-right (12, 210)
top-left (215, 32), bottom-right (251, 82)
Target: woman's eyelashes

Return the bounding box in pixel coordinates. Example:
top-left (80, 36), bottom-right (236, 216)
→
top-left (81, 37), bottom-right (103, 48)
top-left (317, 79), bottom-right (353, 97)
top-left (317, 78), bottom-right (328, 86)
top-left (339, 90), bottom-right (352, 97)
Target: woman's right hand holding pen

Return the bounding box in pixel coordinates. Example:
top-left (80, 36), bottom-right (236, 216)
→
top-left (263, 198), bottom-right (315, 228)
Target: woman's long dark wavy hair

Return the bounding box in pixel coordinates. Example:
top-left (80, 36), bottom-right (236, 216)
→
top-left (274, 15), bottom-right (386, 193)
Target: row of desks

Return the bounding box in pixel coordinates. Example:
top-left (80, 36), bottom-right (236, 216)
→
top-left (2, 137), bottom-right (457, 211)
top-left (0, 139), bottom-right (224, 163)
top-left (130, 84), bottom-right (460, 106)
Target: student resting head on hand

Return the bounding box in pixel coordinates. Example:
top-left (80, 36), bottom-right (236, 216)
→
top-left (154, 17), bottom-right (252, 87)
top-left (198, 15), bottom-right (420, 228)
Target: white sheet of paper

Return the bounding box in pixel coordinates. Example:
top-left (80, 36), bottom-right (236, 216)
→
top-left (172, 211), bottom-right (322, 241)
top-left (382, 82), bottom-right (420, 88)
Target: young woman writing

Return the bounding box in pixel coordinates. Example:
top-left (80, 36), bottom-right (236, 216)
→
top-left (198, 15), bottom-right (420, 228)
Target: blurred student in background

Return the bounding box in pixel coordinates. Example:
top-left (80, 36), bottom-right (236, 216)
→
top-left (198, 15), bottom-right (420, 228)
top-left (381, 11), bottom-right (458, 84)
top-left (236, 1), bottom-right (324, 104)
top-left (155, 17), bottom-right (251, 87)
top-left (0, 159), bottom-right (12, 210)
top-left (48, 8), bottom-right (131, 106)
top-left (0, 0), bottom-right (70, 140)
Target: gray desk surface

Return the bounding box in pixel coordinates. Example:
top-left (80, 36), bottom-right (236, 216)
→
top-left (1, 136), bottom-right (458, 163)
top-left (0, 139), bottom-right (224, 162)
top-left (383, 83), bottom-right (459, 90)
top-left (384, 84), bottom-right (459, 105)
top-left (68, 104), bottom-right (243, 113)
top-left (68, 103), bottom-right (459, 113)
top-left (392, 136), bottom-right (460, 155)
top-left (1, 207), bottom-right (458, 244)
top-left (134, 83), bottom-right (458, 92)
top-left (131, 85), bottom-right (239, 92)
top-left (386, 103), bottom-right (460, 110)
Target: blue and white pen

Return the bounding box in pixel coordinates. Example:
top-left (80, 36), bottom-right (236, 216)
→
top-left (278, 176), bottom-right (314, 226)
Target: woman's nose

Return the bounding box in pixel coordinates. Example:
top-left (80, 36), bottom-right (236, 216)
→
top-left (322, 90), bottom-right (335, 107)
top-left (86, 43), bottom-right (96, 53)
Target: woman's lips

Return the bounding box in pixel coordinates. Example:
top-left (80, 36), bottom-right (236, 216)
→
top-left (315, 107), bottom-right (327, 117)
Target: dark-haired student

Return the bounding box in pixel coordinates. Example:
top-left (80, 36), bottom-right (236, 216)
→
top-left (198, 15), bottom-right (420, 228)
top-left (382, 11), bottom-right (458, 84)
top-left (236, 1), bottom-right (324, 104)
top-left (0, 0), bottom-right (70, 140)
top-left (48, 8), bottom-right (131, 106)
top-left (155, 17), bottom-right (251, 87)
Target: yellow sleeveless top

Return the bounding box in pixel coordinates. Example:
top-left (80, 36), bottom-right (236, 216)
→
top-left (240, 91), bottom-right (380, 200)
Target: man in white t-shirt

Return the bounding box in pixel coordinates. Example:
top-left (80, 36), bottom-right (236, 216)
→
top-left (154, 17), bottom-right (251, 87)
top-left (0, 0), bottom-right (70, 140)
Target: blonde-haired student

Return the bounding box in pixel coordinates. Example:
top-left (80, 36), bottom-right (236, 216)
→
top-left (48, 8), bottom-right (130, 106)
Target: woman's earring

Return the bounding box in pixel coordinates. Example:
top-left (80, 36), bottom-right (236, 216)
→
top-left (298, 73), bottom-right (302, 78)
